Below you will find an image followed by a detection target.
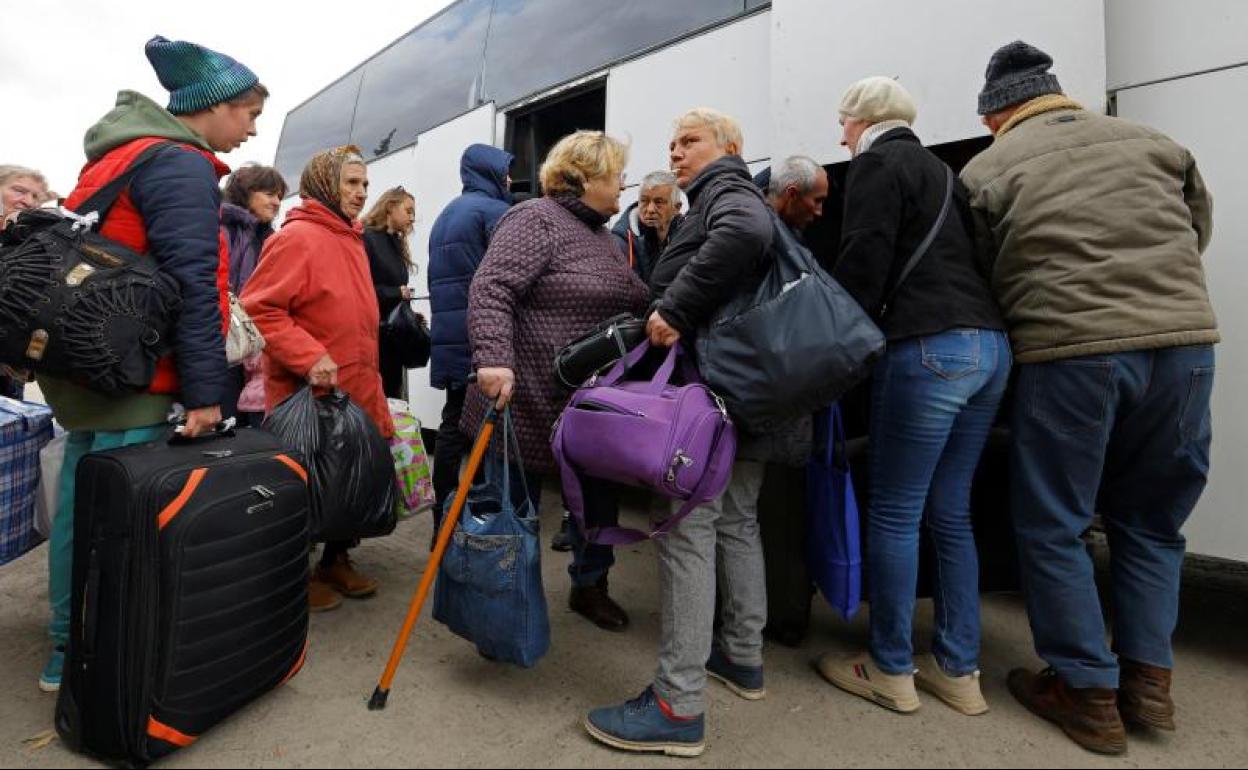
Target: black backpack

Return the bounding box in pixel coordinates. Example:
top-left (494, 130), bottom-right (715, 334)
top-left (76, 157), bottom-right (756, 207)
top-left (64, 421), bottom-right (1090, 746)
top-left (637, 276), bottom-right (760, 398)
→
top-left (0, 143), bottom-right (182, 394)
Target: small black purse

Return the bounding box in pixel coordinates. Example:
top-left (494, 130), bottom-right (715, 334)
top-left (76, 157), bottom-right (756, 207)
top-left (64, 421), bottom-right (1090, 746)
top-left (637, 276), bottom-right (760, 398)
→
top-left (381, 301), bottom-right (431, 368)
top-left (553, 313), bottom-right (646, 390)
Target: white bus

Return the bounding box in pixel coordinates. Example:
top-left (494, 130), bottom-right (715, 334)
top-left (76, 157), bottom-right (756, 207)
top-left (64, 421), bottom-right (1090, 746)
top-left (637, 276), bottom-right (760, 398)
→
top-left (271, 0), bottom-right (1246, 563)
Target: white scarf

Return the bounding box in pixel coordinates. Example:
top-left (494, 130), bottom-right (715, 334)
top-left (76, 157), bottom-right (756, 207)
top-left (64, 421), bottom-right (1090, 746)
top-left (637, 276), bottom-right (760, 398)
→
top-left (855, 120), bottom-right (913, 156)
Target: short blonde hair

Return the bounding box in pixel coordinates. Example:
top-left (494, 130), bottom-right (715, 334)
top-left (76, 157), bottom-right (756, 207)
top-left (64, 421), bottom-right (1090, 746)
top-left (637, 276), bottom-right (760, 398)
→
top-left (539, 131), bottom-right (629, 197)
top-left (673, 107), bottom-right (744, 154)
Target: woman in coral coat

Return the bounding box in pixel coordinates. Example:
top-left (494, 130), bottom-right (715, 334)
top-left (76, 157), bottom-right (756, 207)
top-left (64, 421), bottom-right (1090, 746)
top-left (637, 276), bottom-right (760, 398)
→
top-left (242, 144), bottom-right (395, 613)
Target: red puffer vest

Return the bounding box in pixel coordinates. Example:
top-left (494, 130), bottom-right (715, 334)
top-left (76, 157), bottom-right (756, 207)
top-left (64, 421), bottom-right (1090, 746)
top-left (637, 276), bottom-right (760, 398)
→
top-left (64, 137), bottom-right (231, 396)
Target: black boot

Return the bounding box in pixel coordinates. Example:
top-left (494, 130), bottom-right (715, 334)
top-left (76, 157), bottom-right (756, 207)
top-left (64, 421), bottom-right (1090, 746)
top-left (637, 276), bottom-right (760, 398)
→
top-left (569, 577), bottom-right (629, 632)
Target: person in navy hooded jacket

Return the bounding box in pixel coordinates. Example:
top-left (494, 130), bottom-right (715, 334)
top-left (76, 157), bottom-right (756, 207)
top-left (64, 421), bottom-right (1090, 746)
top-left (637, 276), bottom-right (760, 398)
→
top-left (426, 143), bottom-right (513, 527)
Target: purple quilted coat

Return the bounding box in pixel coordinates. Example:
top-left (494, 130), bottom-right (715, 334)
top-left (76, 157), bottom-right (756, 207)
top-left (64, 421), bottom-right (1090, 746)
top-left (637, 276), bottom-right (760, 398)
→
top-left (462, 196), bottom-right (649, 474)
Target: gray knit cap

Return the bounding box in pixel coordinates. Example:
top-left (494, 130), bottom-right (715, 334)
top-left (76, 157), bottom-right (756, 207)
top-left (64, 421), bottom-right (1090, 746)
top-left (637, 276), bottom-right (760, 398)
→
top-left (978, 41), bottom-right (1062, 116)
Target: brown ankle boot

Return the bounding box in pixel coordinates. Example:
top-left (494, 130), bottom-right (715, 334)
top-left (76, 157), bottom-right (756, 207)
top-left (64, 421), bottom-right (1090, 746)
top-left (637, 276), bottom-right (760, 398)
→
top-left (317, 553), bottom-right (379, 598)
top-left (1008, 668), bottom-right (1127, 755)
top-left (569, 579), bottom-right (629, 632)
top-left (308, 576), bottom-right (343, 612)
top-left (1119, 659), bottom-right (1175, 731)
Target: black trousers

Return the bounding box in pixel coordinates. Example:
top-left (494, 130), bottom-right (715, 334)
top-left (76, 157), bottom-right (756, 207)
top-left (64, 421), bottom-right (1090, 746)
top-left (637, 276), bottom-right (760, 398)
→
top-left (432, 386), bottom-right (470, 530)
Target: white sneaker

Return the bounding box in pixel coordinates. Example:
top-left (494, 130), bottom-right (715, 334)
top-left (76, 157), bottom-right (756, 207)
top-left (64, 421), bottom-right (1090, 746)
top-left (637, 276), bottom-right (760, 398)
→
top-left (816, 651), bottom-right (920, 713)
top-left (914, 653), bottom-right (989, 716)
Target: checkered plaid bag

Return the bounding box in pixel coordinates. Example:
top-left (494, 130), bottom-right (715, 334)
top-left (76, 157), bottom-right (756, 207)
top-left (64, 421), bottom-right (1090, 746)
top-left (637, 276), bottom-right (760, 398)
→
top-left (0, 396), bottom-right (53, 564)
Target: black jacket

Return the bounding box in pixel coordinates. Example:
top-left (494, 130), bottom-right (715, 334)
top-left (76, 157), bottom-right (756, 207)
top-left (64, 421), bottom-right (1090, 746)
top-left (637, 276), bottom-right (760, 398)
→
top-left (833, 128), bottom-right (1003, 342)
top-left (649, 155), bottom-right (774, 336)
top-left (364, 227), bottom-right (410, 321)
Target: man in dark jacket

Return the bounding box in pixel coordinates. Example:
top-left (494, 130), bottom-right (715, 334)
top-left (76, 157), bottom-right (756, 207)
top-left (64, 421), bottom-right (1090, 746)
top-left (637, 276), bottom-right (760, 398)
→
top-left (426, 144), bottom-right (513, 526)
top-left (610, 170), bottom-right (682, 283)
top-left (36, 35), bottom-right (266, 693)
top-left (584, 109), bottom-right (772, 758)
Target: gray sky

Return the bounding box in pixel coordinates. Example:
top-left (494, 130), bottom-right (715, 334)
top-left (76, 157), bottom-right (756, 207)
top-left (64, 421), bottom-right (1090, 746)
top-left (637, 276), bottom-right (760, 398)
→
top-left (0, 0), bottom-right (453, 196)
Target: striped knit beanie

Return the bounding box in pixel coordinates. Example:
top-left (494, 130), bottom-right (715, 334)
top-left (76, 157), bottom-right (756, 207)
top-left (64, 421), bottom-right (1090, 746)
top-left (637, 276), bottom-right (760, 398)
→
top-left (145, 35), bottom-right (260, 115)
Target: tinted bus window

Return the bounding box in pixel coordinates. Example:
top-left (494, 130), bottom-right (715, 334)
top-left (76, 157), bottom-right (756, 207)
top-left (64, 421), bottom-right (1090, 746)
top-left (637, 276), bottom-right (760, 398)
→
top-left (350, 0), bottom-right (493, 158)
top-left (481, 0), bottom-right (747, 107)
top-left (274, 69), bottom-right (364, 190)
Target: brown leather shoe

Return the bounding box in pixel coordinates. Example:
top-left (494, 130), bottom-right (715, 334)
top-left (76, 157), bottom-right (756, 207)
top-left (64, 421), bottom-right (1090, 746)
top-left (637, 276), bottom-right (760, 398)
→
top-left (309, 576), bottom-right (343, 613)
top-left (1008, 668), bottom-right (1127, 755)
top-left (569, 579), bottom-right (629, 632)
top-left (316, 553), bottom-right (379, 598)
top-left (1119, 659), bottom-right (1176, 731)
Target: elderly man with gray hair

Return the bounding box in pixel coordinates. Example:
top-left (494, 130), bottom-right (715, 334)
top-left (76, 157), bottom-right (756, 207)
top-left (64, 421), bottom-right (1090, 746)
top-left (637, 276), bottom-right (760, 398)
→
top-left (610, 170), bottom-right (683, 283)
top-left (767, 155), bottom-right (828, 234)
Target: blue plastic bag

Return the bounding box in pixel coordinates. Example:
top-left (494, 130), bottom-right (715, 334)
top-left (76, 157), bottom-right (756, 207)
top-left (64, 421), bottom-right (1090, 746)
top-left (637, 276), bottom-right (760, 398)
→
top-left (806, 404), bottom-right (862, 620)
top-left (433, 410), bottom-right (550, 667)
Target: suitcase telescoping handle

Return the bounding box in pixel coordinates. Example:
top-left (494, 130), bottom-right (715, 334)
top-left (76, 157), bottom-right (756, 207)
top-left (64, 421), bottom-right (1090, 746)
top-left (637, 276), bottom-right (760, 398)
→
top-left (167, 417), bottom-right (238, 444)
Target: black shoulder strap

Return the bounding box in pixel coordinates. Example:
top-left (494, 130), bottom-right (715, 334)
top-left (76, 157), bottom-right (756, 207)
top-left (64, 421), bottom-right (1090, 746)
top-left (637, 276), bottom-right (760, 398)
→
top-left (72, 142), bottom-right (175, 222)
top-left (880, 164), bottom-right (955, 316)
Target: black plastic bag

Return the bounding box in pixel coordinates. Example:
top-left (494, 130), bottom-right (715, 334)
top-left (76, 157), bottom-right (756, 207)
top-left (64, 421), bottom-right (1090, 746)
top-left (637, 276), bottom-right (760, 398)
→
top-left (263, 387), bottom-right (397, 541)
top-left (381, 301), bottom-right (431, 368)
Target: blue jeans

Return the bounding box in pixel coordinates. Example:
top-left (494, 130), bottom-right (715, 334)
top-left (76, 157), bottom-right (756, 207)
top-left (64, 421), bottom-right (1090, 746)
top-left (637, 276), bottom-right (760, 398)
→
top-left (867, 329), bottom-right (1011, 676)
top-left (1012, 346), bottom-right (1214, 689)
top-left (566, 475), bottom-right (621, 588)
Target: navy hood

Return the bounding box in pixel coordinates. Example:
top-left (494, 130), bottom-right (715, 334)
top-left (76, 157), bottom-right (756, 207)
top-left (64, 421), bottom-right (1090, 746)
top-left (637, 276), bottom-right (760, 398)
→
top-left (460, 143), bottom-right (513, 202)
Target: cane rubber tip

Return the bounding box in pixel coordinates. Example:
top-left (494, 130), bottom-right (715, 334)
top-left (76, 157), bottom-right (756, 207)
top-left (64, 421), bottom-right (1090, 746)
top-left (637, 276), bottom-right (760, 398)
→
top-left (368, 686), bottom-right (390, 711)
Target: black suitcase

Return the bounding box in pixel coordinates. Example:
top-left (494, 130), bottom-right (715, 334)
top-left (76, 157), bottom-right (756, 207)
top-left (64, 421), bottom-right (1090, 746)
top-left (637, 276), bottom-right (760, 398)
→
top-left (55, 426), bottom-right (312, 766)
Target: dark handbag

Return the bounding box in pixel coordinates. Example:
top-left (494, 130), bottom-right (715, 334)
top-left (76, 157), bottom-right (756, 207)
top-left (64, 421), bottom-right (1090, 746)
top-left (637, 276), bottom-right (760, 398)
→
top-left (380, 301), bottom-right (431, 368)
top-left (553, 313), bottom-right (646, 390)
top-left (695, 211), bottom-right (886, 434)
top-left (0, 143), bottom-right (181, 394)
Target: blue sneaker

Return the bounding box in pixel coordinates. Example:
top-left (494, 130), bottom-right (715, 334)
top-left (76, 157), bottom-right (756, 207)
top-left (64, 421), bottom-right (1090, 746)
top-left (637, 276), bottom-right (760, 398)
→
top-left (706, 646), bottom-right (766, 700)
top-left (584, 687), bottom-right (705, 757)
top-left (39, 646), bottom-right (64, 693)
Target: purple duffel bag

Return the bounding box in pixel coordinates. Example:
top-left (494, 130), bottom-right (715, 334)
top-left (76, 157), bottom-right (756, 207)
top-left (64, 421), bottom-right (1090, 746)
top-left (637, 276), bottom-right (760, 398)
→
top-left (552, 341), bottom-right (737, 545)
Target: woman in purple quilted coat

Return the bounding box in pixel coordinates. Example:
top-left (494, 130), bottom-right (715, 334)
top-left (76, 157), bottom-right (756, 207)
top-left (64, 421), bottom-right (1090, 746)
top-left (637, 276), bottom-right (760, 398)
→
top-left (463, 131), bottom-right (648, 632)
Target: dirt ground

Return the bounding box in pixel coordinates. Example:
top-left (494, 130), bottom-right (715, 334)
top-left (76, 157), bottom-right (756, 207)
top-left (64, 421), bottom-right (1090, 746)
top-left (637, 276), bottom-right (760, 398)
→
top-left (2, 492), bottom-right (1246, 768)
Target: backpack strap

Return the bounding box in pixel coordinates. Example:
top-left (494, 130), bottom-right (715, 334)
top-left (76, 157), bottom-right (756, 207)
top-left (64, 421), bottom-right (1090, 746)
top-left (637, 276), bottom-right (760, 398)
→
top-left (880, 164), bottom-right (955, 317)
top-left (72, 142), bottom-right (175, 222)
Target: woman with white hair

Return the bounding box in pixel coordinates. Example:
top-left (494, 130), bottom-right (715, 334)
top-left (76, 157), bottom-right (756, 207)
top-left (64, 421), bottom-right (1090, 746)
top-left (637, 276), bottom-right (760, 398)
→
top-left (0, 164), bottom-right (51, 222)
top-left (816, 77), bottom-right (1010, 716)
top-left (0, 166), bottom-right (52, 398)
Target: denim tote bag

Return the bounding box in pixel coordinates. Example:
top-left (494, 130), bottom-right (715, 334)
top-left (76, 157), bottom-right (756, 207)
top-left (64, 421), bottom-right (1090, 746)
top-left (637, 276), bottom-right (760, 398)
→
top-left (806, 404), bottom-right (862, 620)
top-left (433, 409), bottom-right (550, 667)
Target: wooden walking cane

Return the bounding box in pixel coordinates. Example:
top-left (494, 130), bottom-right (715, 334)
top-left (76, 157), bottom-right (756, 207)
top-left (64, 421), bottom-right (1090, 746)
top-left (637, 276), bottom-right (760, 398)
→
top-left (369, 404), bottom-right (499, 710)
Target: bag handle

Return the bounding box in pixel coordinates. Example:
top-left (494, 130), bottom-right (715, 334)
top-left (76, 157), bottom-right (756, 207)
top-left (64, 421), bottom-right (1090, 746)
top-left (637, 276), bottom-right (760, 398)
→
top-left (821, 404), bottom-right (848, 468)
top-left (499, 407), bottom-right (533, 512)
top-left (880, 165), bottom-right (955, 317)
top-left (72, 142), bottom-right (174, 223)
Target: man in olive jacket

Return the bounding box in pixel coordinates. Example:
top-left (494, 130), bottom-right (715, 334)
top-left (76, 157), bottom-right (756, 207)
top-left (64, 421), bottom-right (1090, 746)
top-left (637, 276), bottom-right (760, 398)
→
top-left (961, 41), bottom-right (1217, 756)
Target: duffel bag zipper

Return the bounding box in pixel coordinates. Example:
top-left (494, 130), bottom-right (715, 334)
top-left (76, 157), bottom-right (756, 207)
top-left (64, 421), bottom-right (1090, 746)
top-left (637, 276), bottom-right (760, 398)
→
top-left (577, 399), bottom-right (646, 418)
